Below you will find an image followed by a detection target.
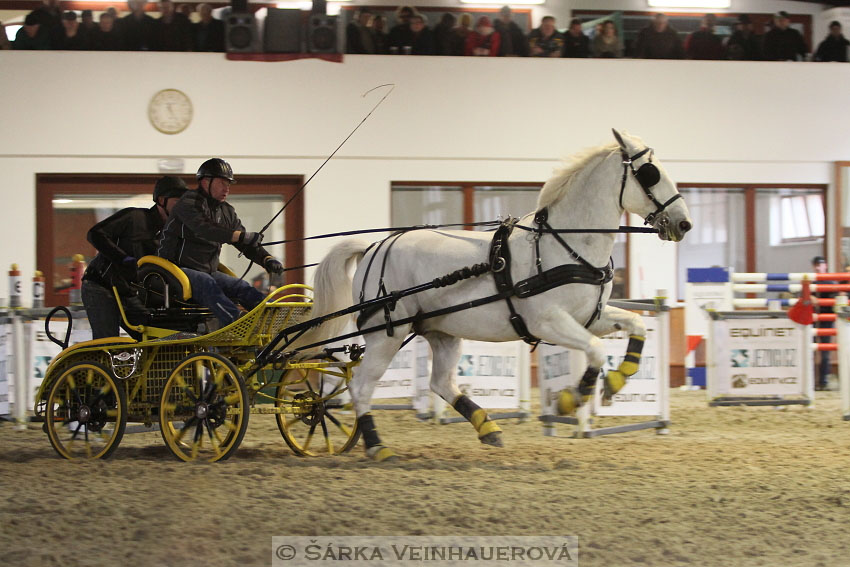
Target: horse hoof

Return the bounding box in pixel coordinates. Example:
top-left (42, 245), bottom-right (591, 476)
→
top-left (605, 370), bottom-right (626, 396)
top-left (479, 431), bottom-right (503, 447)
top-left (366, 445), bottom-right (398, 462)
top-left (557, 389), bottom-right (582, 415)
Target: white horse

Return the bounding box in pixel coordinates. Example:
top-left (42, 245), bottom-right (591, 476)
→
top-left (310, 130), bottom-right (692, 461)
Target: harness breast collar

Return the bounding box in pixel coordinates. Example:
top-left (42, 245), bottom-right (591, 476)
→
top-left (490, 212), bottom-right (614, 346)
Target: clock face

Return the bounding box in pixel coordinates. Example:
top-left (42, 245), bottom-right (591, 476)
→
top-left (148, 89), bottom-right (193, 135)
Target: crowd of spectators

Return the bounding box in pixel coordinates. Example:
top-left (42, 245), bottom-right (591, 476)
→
top-left (3, 1), bottom-right (849, 63)
top-left (4, 0), bottom-right (224, 51)
top-left (346, 7), bottom-right (850, 62)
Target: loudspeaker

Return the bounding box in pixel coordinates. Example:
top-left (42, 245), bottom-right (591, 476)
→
top-left (264, 7), bottom-right (303, 53)
top-left (226, 12), bottom-right (261, 53)
top-left (311, 0), bottom-right (327, 14)
top-left (307, 14), bottom-right (337, 53)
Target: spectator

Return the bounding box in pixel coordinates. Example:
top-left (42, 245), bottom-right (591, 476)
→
top-left (58, 11), bottom-right (88, 50)
top-left (528, 16), bottom-right (563, 58)
top-left (118, 0), bottom-right (156, 51)
top-left (685, 14), bottom-right (723, 60)
top-left (725, 14), bottom-right (761, 60)
top-left (32, 0), bottom-right (63, 47)
top-left (193, 3), bottom-right (224, 52)
top-left (465, 16), bottom-right (500, 57)
top-left (92, 11), bottom-right (122, 50)
top-left (763, 11), bottom-right (807, 61)
top-left (408, 14), bottom-right (434, 55)
top-left (389, 5), bottom-right (415, 54)
top-left (346, 7), bottom-right (375, 54)
top-left (812, 255), bottom-right (834, 390)
top-left (561, 18), bottom-right (589, 58)
top-left (14, 13), bottom-right (50, 49)
top-left (433, 12), bottom-right (456, 56)
top-left (815, 20), bottom-right (849, 62)
top-left (634, 13), bottom-right (684, 59)
top-left (451, 13), bottom-right (472, 56)
top-left (153, 0), bottom-right (192, 51)
top-left (494, 5), bottom-right (528, 57)
top-left (106, 6), bottom-right (120, 21)
top-left (371, 15), bottom-right (389, 54)
top-left (79, 9), bottom-right (98, 44)
top-left (178, 3), bottom-right (194, 20)
top-left (591, 19), bottom-right (623, 58)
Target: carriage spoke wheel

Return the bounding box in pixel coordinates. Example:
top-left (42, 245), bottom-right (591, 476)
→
top-left (274, 357), bottom-right (360, 456)
top-left (159, 352), bottom-right (248, 462)
top-left (45, 363), bottom-right (127, 460)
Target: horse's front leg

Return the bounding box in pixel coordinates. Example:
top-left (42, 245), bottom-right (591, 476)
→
top-left (425, 331), bottom-right (503, 447)
top-left (527, 308), bottom-right (607, 415)
top-left (586, 305), bottom-right (647, 401)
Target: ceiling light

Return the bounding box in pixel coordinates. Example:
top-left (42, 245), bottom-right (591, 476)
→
top-left (461, 0), bottom-right (545, 5)
top-left (648, 0), bottom-right (730, 7)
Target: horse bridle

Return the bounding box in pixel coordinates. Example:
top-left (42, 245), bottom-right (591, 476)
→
top-left (618, 147), bottom-right (683, 226)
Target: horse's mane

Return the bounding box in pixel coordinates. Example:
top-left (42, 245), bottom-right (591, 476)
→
top-left (537, 142), bottom-right (620, 211)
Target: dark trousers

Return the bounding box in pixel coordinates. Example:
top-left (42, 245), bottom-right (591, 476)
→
top-left (182, 268), bottom-right (265, 325)
top-left (81, 280), bottom-right (146, 340)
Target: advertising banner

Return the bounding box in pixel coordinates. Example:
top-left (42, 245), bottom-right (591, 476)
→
top-left (373, 340), bottom-right (416, 400)
top-left (0, 323), bottom-right (10, 416)
top-left (27, 319), bottom-right (92, 411)
top-left (710, 318), bottom-right (807, 397)
top-left (455, 340), bottom-right (522, 410)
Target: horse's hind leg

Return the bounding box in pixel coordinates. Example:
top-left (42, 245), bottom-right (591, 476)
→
top-left (425, 331), bottom-right (503, 448)
top-left (350, 325), bottom-right (411, 462)
top-left (587, 305), bottom-right (647, 401)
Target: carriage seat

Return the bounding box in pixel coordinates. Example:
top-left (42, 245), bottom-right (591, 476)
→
top-left (137, 255), bottom-right (236, 309)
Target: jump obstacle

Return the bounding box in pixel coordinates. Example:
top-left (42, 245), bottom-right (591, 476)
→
top-left (686, 267), bottom-right (841, 407)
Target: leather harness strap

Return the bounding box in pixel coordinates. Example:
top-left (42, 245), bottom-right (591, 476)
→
top-left (488, 220), bottom-right (540, 346)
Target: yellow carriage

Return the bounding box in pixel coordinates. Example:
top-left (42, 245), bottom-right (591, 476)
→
top-left (33, 257), bottom-right (361, 462)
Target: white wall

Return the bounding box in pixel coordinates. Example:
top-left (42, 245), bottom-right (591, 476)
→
top-left (1, 51), bottom-right (848, 303)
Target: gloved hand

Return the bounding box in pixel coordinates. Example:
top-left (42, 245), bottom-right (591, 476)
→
top-left (119, 256), bottom-right (138, 283)
top-left (264, 257), bottom-right (284, 274)
top-left (238, 231), bottom-right (263, 246)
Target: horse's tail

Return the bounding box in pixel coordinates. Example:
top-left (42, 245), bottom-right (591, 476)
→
top-left (302, 239), bottom-right (370, 348)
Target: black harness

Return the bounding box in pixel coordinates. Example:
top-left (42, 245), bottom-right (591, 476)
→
top-left (489, 212), bottom-right (613, 346)
top-left (618, 147), bottom-right (683, 227)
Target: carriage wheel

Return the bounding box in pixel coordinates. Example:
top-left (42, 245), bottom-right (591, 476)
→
top-left (274, 357), bottom-right (360, 456)
top-left (45, 362), bottom-right (127, 460)
top-left (159, 352), bottom-right (249, 462)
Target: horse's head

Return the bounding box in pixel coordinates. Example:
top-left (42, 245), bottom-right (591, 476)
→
top-left (612, 129), bottom-right (692, 242)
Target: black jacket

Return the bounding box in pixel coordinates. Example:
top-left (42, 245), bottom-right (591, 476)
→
top-left (763, 27), bottom-right (807, 61)
top-left (83, 205), bottom-right (164, 294)
top-left (158, 188), bottom-right (271, 273)
top-left (815, 34), bottom-right (850, 62)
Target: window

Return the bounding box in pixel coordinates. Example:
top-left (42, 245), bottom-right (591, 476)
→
top-left (777, 193), bottom-right (824, 242)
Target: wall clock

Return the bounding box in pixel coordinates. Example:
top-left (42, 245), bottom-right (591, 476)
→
top-left (148, 89), bottom-right (193, 135)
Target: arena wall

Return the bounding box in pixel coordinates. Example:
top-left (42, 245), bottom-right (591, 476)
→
top-left (0, 52), bottom-right (846, 302)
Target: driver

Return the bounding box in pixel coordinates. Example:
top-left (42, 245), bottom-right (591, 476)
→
top-left (157, 158), bottom-right (284, 325)
top-left (81, 176), bottom-right (188, 339)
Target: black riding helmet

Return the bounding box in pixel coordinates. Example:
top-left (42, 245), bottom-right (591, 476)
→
top-left (196, 158), bottom-right (236, 184)
top-left (153, 175), bottom-right (188, 202)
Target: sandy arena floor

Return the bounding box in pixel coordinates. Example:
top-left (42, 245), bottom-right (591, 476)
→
top-left (2, 389), bottom-right (850, 567)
